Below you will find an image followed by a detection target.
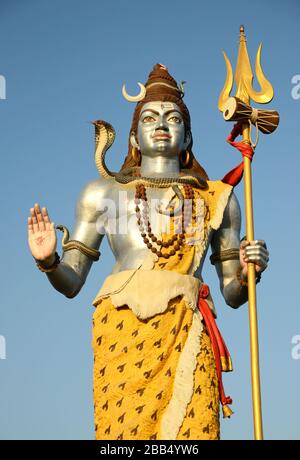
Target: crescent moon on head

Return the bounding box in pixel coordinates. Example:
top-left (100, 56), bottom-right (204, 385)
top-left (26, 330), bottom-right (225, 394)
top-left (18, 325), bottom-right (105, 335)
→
top-left (122, 82), bottom-right (146, 102)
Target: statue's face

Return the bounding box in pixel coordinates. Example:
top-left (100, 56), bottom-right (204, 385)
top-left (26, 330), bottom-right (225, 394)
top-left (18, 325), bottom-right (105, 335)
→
top-left (132, 101), bottom-right (189, 157)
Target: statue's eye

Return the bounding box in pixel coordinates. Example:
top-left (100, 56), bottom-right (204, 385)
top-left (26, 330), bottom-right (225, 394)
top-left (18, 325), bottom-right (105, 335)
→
top-left (142, 116), bottom-right (155, 123)
top-left (168, 116), bottom-right (181, 123)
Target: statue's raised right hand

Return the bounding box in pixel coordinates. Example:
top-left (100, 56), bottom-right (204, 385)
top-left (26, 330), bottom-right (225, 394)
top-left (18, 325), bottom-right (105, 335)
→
top-left (28, 203), bottom-right (57, 266)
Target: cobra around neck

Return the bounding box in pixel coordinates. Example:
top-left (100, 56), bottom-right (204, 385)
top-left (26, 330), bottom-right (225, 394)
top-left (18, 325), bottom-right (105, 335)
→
top-left (140, 154), bottom-right (180, 178)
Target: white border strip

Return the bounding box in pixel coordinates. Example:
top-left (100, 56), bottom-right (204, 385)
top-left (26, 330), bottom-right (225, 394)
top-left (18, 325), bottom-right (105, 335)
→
top-left (160, 309), bottom-right (203, 439)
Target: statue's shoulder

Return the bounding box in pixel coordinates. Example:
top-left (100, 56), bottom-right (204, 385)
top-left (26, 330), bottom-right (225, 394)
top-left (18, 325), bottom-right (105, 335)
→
top-left (196, 179), bottom-right (233, 209)
top-left (76, 177), bottom-right (119, 221)
top-left (206, 179), bottom-right (232, 194)
top-left (79, 176), bottom-right (117, 200)
top-left (196, 180), bottom-right (239, 231)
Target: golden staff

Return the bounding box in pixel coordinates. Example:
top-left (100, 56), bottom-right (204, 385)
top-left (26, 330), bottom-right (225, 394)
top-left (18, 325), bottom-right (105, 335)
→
top-left (218, 26), bottom-right (279, 440)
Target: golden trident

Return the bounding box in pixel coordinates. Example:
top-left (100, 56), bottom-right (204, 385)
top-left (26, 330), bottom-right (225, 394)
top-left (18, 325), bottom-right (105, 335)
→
top-left (219, 26), bottom-right (279, 440)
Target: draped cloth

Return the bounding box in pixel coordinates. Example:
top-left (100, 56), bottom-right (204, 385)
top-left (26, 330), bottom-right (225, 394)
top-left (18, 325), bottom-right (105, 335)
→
top-left (92, 181), bottom-right (233, 440)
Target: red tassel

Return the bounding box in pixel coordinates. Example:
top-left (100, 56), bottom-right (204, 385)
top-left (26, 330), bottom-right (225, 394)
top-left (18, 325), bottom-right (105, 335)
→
top-left (198, 284), bottom-right (233, 416)
top-left (222, 122), bottom-right (254, 187)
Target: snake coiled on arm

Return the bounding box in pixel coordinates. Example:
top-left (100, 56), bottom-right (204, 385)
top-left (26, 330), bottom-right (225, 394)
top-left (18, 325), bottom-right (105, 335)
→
top-left (56, 224), bottom-right (100, 261)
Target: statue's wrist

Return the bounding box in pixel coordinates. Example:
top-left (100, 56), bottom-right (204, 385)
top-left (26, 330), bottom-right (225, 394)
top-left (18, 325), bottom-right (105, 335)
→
top-left (236, 266), bottom-right (262, 287)
top-left (36, 252), bottom-right (60, 272)
top-left (236, 266), bottom-right (248, 287)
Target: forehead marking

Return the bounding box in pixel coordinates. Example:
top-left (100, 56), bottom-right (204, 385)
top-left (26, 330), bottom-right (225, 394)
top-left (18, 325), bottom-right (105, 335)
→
top-left (161, 103), bottom-right (174, 110)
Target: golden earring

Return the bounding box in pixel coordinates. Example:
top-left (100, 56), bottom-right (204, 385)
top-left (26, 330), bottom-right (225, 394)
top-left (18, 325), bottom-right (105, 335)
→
top-left (180, 150), bottom-right (190, 168)
top-left (132, 147), bottom-right (141, 165)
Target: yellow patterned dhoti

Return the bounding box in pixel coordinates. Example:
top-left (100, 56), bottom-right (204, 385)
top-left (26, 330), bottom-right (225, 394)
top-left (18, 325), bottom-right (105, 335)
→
top-left (92, 295), bottom-right (219, 440)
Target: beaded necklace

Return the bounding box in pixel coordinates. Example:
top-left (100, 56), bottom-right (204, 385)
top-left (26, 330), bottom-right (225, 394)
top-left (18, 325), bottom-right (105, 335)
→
top-left (135, 184), bottom-right (194, 259)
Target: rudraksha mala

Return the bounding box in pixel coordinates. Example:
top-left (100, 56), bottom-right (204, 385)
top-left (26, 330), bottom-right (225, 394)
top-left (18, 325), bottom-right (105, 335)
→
top-left (135, 184), bottom-right (194, 259)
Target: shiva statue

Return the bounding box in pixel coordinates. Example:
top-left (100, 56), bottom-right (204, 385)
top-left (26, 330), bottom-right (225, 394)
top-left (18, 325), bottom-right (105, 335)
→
top-left (28, 64), bottom-right (269, 440)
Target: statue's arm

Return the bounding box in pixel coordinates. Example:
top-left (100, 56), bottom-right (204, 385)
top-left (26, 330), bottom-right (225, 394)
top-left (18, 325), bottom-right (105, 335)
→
top-left (211, 191), bottom-right (269, 308)
top-left (46, 179), bottom-right (107, 298)
top-left (210, 192), bottom-right (248, 308)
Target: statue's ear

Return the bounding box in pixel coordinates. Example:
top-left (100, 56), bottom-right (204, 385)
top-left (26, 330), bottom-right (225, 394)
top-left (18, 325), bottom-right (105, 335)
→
top-left (184, 130), bottom-right (191, 149)
top-left (130, 131), bottom-right (139, 149)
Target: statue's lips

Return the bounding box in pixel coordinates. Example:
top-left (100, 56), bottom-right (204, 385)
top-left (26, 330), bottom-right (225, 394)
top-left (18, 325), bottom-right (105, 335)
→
top-left (152, 133), bottom-right (171, 140)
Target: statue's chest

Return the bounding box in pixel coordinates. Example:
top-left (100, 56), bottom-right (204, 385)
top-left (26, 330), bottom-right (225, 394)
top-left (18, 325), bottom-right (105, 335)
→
top-left (108, 186), bottom-right (207, 248)
top-left (115, 187), bottom-right (185, 234)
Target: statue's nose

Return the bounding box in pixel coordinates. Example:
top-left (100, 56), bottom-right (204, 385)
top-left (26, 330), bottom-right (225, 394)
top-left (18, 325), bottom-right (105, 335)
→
top-left (155, 118), bottom-right (169, 131)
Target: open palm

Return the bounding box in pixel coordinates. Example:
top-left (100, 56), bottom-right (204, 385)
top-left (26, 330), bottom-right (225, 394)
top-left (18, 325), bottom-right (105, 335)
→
top-left (28, 203), bottom-right (57, 262)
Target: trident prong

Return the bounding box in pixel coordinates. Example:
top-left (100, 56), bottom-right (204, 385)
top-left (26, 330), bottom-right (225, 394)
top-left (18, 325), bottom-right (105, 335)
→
top-left (218, 25), bottom-right (274, 111)
top-left (218, 51), bottom-right (233, 112)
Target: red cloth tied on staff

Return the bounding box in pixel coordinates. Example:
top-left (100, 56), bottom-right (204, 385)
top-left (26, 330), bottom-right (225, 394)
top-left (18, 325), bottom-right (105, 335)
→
top-left (222, 122), bottom-right (254, 187)
top-left (197, 284), bottom-right (234, 418)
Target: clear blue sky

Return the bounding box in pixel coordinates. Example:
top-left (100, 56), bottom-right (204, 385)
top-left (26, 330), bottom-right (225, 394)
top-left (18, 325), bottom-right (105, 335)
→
top-left (0, 0), bottom-right (299, 440)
